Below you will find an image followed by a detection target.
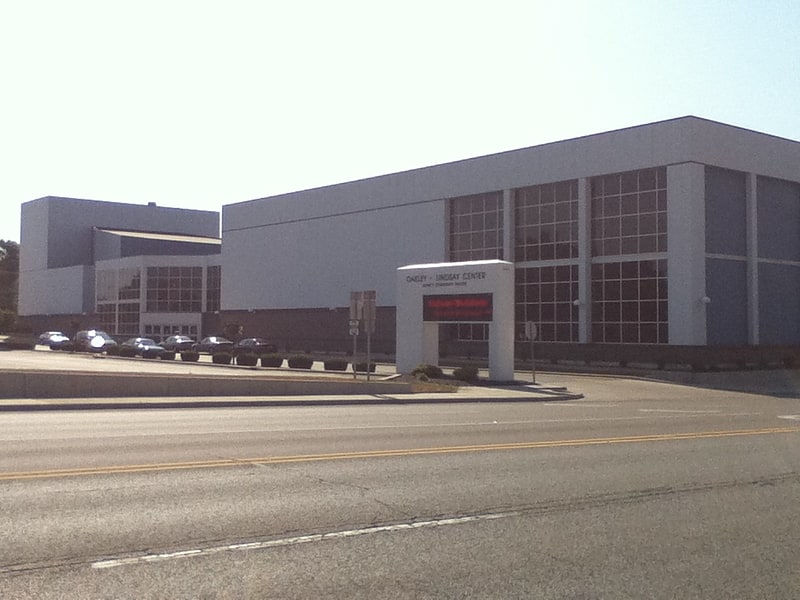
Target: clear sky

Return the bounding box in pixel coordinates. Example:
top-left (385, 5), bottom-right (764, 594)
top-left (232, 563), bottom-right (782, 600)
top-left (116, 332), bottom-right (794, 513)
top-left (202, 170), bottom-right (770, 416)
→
top-left (1, 0), bottom-right (798, 243)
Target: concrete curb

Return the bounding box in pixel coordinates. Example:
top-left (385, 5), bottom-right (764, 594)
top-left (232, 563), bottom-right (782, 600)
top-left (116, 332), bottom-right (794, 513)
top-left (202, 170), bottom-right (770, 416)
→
top-left (0, 390), bottom-right (584, 411)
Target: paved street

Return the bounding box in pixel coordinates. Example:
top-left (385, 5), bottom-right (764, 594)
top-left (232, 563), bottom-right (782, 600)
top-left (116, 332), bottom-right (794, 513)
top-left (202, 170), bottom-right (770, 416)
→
top-left (1, 377), bottom-right (799, 599)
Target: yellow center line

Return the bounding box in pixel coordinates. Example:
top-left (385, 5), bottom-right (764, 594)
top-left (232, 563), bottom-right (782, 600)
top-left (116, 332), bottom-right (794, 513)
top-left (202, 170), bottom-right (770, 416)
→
top-left (3, 426), bottom-right (799, 481)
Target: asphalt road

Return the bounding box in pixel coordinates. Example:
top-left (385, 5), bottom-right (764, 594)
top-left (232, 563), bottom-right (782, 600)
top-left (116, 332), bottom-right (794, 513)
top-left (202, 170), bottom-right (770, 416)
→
top-left (1, 379), bottom-right (799, 599)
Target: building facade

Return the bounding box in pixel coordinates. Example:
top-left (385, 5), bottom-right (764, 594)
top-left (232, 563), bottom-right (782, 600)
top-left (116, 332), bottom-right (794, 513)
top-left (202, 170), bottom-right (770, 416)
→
top-left (18, 197), bottom-right (221, 339)
top-left (221, 117), bottom-right (800, 353)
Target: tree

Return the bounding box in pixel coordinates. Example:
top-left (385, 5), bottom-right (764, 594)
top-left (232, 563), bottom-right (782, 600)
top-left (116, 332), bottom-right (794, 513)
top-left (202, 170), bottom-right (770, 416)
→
top-left (0, 240), bottom-right (19, 331)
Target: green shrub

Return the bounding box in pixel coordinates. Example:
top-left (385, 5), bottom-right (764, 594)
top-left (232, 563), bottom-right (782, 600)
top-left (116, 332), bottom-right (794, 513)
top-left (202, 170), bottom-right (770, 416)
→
top-left (324, 358), bottom-right (349, 371)
top-left (180, 350), bottom-right (200, 362)
top-left (288, 355), bottom-right (314, 369)
top-left (236, 353), bottom-right (259, 367)
top-left (160, 351), bottom-right (176, 361)
top-left (354, 361), bottom-right (376, 373)
top-left (212, 352), bottom-right (232, 365)
top-left (453, 366), bottom-right (480, 382)
top-left (141, 349), bottom-right (161, 359)
top-left (411, 364), bottom-right (443, 379)
top-left (260, 353), bottom-right (284, 368)
top-left (104, 344), bottom-right (118, 356)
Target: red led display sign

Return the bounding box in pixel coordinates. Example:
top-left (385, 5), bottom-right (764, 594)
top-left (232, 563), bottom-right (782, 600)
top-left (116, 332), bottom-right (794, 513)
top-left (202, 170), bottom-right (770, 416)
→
top-left (423, 293), bottom-right (493, 322)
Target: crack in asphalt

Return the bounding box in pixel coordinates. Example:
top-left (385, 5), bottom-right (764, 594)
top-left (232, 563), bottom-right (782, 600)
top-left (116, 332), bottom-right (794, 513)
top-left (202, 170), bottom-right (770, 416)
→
top-left (3, 471), bottom-right (797, 576)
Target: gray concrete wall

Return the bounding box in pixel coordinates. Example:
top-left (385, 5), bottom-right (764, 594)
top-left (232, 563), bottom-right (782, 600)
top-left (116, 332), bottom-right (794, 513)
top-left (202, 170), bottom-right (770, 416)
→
top-left (0, 370), bottom-right (412, 399)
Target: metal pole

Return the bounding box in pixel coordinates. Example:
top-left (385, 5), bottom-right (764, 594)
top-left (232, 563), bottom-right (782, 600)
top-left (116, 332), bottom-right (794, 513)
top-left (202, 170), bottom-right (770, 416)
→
top-left (531, 337), bottom-right (536, 384)
top-left (366, 330), bottom-right (371, 382)
top-left (352, 333), bottom-right (358, 380)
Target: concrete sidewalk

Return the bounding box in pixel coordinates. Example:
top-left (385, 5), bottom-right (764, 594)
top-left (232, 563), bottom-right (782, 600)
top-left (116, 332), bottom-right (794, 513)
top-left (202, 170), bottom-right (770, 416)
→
top-left (0, 382), bottom-right (583, 411)
top-left (0, 348), bottom-right (583, 410)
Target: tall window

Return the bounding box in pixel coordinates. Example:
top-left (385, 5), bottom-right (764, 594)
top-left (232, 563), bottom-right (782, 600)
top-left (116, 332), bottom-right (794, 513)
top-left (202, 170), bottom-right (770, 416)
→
top-left (206, 265), bottom-right (221, 313)
top-left (591, 259), bottom-right (668, 344)
top-left (146, 267), bottom-right (202, 313)
top-left (591, 167), bottom-right (667, 257)
top-left (95, 267), bottom-right (141, 336)
top-left (448, 192), bottom-right (504, 261)
top-left (515, 180), bottom-right (578, 261)
top-left (516, 265), bottom-right (579, 342)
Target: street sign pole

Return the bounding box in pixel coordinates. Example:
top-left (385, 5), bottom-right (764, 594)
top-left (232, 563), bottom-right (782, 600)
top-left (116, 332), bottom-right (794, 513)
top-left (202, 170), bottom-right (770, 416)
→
top-left (349, 318), bottom-right (359, 380)
top-left (350, 290), bottom-right (377, 382)
top-left (525, 321), bottom-right (537, 384)
top-left (366, 329), bottom-right (372, 382)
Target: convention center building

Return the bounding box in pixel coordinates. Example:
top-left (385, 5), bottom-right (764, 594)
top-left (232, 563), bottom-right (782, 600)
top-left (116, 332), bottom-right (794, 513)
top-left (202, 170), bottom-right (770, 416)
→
top-left (18, 196), bottom-right (221, 341)
top-left (17, 117), bottom-right (800, 363)
top-left (220, 116), bottom-right (800, 357)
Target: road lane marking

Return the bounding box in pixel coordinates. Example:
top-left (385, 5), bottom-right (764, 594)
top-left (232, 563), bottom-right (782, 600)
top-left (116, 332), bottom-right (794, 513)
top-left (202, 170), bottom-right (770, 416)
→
top-left (92, 468), bottom-right (800, 570)
top-left (639, 409), bottom-right (721, 414)
top-left (2, 426), bottom-right (799, 482)
top-left (92, 512), bottom-right (518, 569)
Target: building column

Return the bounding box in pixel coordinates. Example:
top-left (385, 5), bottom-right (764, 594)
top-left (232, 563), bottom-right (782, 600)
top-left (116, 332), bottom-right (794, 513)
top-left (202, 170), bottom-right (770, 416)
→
top-left (577, 178), bottom-right (592, 343)
top-left (667, 163), bottom-right (707, 345)
top-left (503, 189), bottom-right (514, 263)
top-left (746, 173), bottom-right (759, 344)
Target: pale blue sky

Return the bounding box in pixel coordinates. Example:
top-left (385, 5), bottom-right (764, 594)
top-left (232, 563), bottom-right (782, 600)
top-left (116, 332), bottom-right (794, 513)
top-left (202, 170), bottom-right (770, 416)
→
top-left (1, 0), bottom-right (798, 243)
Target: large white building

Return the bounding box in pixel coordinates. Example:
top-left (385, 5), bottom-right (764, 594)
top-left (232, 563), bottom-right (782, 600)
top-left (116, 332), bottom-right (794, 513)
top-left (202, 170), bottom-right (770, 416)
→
top-left (221, 116), bottom-right (800, 355)
top-left (18, 117), bottom-right (800, 361)
top-left (18, 197), bottom-right (221, 340)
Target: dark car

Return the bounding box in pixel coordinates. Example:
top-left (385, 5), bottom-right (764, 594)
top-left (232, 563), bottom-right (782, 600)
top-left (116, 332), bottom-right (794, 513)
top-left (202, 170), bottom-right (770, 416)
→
top-left (120, 337), bottom-right (166, 357)
top-left (74, 329), bottom-right (119, 353)
top-left (161, 335), bottom-right (196, 352)
top-left (38, 331), bottom-right (71, 349)
top-left (192, 336), bottom-right (234, 354)
top-left (232, 337), bottom-right (277, 356)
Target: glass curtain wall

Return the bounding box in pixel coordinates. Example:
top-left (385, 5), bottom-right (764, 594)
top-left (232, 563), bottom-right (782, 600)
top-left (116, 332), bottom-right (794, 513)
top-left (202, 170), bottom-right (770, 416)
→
top-left (448, 192), bottom-right (504, 340)
top-left (514, 180), bottom-right (579, 342)
top-left (95, 267), bottom-right (141, 336)
top-left (590, 167), bottom-right (668, 343)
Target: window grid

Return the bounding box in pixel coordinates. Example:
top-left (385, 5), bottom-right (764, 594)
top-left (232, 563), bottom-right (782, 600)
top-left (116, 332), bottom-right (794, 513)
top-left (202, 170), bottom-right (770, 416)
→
top-left (206, 265), bottom-right (221, 313)
top-left (449, 323), bottom-right (489, 341)
top-left (448, 192), bottom-right (504, 262)
top-left (591, 167), bottom-right (667, 257)
top-left (118, 302), bottom-right (140, 336)
top-left (146, 266), bottom-right (203, 313)
top-left (590, 259), bottom-right (668, 344)
top-left (96, 303), bottom-right (116, 333)
top-left (515, 265), bottom-right (579, 342)
top-left (515, 180), bottom-right (579, 261)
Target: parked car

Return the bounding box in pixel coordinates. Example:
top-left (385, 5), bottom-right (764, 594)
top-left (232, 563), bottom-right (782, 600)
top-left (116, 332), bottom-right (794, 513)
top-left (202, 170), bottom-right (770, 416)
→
top-left (74, 329), bottom-right (118, 353)
top-left (38, 331), bottom-right (71, 349)
top-left (192, 336), bottom-right (234, 354)
top-left (161, 335), bottom-right (196, 352)
top-left (231, 337), bottom-right (277, 356)
top-left (120, 337), bottom-right (166, 357)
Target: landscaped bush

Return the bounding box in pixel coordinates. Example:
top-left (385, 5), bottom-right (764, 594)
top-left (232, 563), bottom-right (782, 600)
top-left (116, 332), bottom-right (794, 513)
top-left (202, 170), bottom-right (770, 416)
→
top-left (104, 344), bottom-right (119, 356)
top-left (354, 361), bottom-right (376, 373)
top-left (141, 349), bottom-right (161, 359)
top-left (180, 350), bottom-right (200, 362)
top-left (160, 351), bottom-right (176, 361)
top-left (324, 358), bottom-right (349, 371)
top-left (212, 352), bottom-right (232, 365)
top-left (453, 366), bottom-right (480, 382)
top-left (288, 354), bottom-right (314, 369)
top-left (412, 363), bottom-right (443, 379)
top-left (260, 353), bottom-right (284, 368)
top-left (236, 353), bottom-right (259, 367)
